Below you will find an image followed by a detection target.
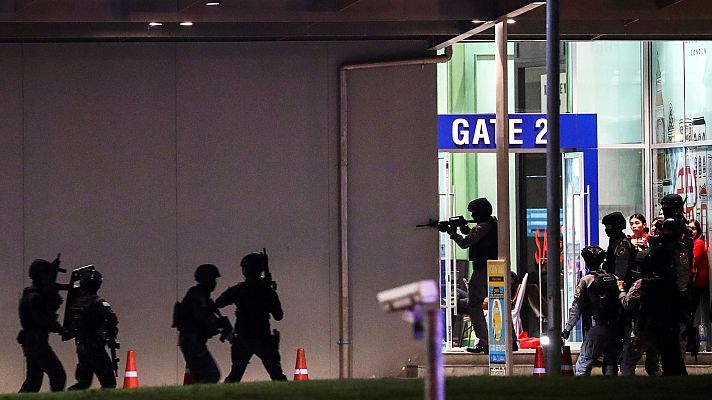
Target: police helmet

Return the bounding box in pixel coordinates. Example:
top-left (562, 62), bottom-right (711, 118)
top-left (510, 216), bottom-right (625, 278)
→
top-left (661, 194), bottom-right (684, 218)
top-left (580, 245), bottom-right (606, 269)
top-left (28, 258), bottom-right (66, 282)
top-left (602, 212), bottom-right (626, 231)
top-left (467, 198), bottom-right (493, 223)
top-left (194, 264), bottom-right (221, 284)
top-left (240, 253), bottom-right (264, 278)
top-left (80, 269), bottom-right (103, 293)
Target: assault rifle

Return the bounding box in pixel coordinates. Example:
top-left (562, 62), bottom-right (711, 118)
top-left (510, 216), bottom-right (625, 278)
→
top-left (416, 216), bottom-right (474, 233)
top-left (106, 335), bottom-right (120, 377)
top-left (260, 248), bottom-right (277, 291)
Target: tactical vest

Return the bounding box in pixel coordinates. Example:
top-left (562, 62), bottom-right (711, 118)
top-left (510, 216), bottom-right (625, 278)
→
top-left (588, 272), bottom-right (620, 326)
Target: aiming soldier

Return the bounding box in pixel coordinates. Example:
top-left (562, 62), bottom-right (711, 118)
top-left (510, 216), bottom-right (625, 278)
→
top-left (216, 252), bottom-right (287, 382)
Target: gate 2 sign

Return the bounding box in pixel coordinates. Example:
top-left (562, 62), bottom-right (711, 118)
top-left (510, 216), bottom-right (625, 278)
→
top-left (438, 114), bottom-right (597, 151)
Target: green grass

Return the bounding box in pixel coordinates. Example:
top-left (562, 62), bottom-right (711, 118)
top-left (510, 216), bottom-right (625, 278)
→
top-left (1, 376), bottom-right (710, 400)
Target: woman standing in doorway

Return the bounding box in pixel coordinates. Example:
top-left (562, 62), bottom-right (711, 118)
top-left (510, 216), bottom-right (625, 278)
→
top-left (629, 213), bottom-right (649, 251)
top-left (689, 219), bottom-right (710, 352)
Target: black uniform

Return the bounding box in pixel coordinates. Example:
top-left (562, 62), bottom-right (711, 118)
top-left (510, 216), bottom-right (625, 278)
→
top-left (176, 285), bottom-right (225, 383)
top-left (448, 198), bottom-right (497, 351)
top-left (216, 277), bottom-right (287, 382)
top-left (67, 290), bottom-right (118, 390)
top-left (622, 221), bottom-right (689, 375)
top-left (565, 271), bottom-right (622, 375)
top-left (18, 258), bottom-right (67, 393)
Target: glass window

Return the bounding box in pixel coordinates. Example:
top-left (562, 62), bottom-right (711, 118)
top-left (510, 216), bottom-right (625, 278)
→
top-left (597, 149), bottom-right (645, 247)
top-left (570, 42), bottom-right (643, 145)
top-left (652, 42), bottom-right (685, 144)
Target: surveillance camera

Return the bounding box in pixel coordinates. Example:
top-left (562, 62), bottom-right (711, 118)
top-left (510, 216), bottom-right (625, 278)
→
top-left (377, 280), bottom-right (438, 312)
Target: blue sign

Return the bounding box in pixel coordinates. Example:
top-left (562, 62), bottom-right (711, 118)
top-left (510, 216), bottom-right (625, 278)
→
top-left (438, 114), bottom-right (597, 150)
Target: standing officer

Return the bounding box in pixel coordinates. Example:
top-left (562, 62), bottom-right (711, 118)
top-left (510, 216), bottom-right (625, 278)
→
top-left (66, 269), bottom-right (119, 390)
top-left (445, 198), bottom-right (497, 354)
top-left (562, 246), bottom-right (623, 375)
top-left (602, 212), bottom-right (636, 287)
top-left (621, 218), bottom-right (689, 375)
top-left (18, 256), bottom-right (67, 392)
top-left (216, 253), bottom-right (287, 382)
top-left (173, 264), bottom-right (231, 384)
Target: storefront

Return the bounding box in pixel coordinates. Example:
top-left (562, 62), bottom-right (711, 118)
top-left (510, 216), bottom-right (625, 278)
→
top-left (437, 40), bottom-right (712, 349)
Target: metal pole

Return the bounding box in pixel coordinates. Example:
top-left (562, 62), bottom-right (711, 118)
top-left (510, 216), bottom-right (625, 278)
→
top-left (425, 308), bottom-right (444, 400)
top-left (545, 0), bottom-right (562, 375)
top-left (494, 19), bottom-right (512, 376)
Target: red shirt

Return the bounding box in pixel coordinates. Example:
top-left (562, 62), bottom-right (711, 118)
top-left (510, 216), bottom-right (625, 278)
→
top-left (692, 238), bottom-right (709, 289)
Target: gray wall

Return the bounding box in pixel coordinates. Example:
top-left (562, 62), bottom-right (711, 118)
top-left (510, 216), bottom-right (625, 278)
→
top-left (0, 41), bottom-right (437, 391)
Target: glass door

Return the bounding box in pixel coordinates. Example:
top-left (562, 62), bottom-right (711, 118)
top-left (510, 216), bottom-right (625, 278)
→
top-left (562, 152), bottom-right (589, 343)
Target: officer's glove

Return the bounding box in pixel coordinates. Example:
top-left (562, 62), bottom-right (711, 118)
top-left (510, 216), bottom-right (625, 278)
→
top-left (459, 225), bottom-right (471, 235)
top-left (561, 328), bottom-right (570, 340)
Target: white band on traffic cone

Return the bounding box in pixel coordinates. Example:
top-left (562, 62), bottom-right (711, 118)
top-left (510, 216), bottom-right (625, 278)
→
top-left (294, 369), bottom-right (308, 375)
top-left (533, 368), bottom-right (546, 374)
top-left (125, 371), bottom-right (138, 377)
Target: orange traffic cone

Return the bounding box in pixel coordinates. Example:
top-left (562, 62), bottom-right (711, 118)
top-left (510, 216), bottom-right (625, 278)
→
top-left (183, 366), bottom-right (197, 385)
top-left (561, 345), bottom-right (574, 376)
top-left (123, 350), bottom-right (139, 388)
top-left (532, 346), bottom-right (546, 376)
top-left (293, 348), bottom-right (309, 380)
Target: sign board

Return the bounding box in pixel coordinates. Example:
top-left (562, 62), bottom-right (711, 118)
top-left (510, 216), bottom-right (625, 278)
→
top-left (437, 113), bottom-right (597, 151)
top-left (487, 259), bottom-right (508, 375)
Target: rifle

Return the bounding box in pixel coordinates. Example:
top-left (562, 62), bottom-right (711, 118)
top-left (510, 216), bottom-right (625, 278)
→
top-left (416, 216), bottom-right (473, 233)
top-left (260, 248), bottom-right (277, 291)
top-left (106, 335), bottom-right (121, 377)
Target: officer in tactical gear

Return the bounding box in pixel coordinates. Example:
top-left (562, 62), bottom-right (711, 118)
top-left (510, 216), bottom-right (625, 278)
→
top-left (602, 212), bottom-right (637, 287)
top-left (65, 268), bottom-right (119, 390)
top-left (445, 197), bottom-right (498, 354)
top-left (18, 255), bottom-right (67, 392)
top-left (659, 194), bottom-right (696, 355)
top-left (620, 218), bottom-right (689, 375)
top-left (216, 253), bottom-right (287, 382)
top-left (174, 264), bottom-right (232, 384)
top-left (562, 246), bottom-right (623, 375)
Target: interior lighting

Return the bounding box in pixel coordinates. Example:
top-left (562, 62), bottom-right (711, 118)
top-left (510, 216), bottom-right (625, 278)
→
top-left (507, 19), bottom-right (516, 24)
top-left (148, 22), bottom-right (163, 27)
top-left (471, 19), bottom-right (486, 24)
top-left (205, 2), bottom-right (220, 5)
top-left (180, 22), bottom-right (193, 26)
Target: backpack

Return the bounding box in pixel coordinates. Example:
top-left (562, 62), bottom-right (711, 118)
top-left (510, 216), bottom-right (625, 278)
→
top-left (588, 272), bottom-right (620, 326)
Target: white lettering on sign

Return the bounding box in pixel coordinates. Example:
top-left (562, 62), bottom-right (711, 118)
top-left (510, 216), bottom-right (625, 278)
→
top-left (473, 119), bottom-right (491, 145)
top-left (452, 118), bottom-right (469, 145)
top-left (449, 117), bottom-right (550, 146)
top-left (535, 118), bottom-right (548, 144)
top-left (509, 119), bottom-right (523, 145)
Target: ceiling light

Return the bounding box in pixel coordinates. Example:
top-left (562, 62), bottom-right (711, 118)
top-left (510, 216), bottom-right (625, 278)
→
top-left (180, 22), bottom-right (193, 26)
top-left (148, 22), bottom-right (163, 27)
top-left (507, 19), bottom-right (516, 24)
top-left (205, 2), bottom-right (220, 5)
top-left (471, 19), bottom-right (486, 24)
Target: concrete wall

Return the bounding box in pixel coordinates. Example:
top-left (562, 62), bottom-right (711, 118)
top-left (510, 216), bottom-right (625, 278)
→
top-left (0, 41), bottom-right (438, 391)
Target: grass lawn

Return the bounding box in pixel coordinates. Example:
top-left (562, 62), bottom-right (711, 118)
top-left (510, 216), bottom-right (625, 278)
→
top-left (0, 375), bottom-right (710, 400)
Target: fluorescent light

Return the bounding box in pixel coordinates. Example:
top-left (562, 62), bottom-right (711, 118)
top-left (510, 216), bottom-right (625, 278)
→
top-left (180, 22), bottom-right (193, 26)
top-left (507, 19), bottom-right (516, 24)
top-left (148, 22), bottom-right (163, 27)
top-left (471, 19), bottom-right (486, 24)
top-left (205, 2), bottom-right (220, 5)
